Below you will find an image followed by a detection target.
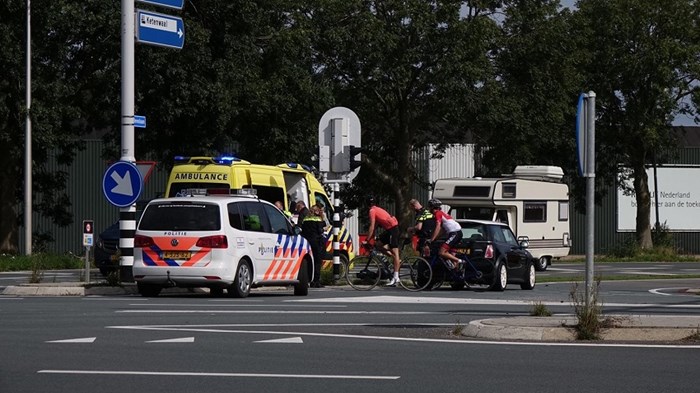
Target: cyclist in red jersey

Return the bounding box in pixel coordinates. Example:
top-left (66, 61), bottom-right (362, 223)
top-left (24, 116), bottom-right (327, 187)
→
top-left (424, 198), bottom-right (465, 271)
top-left (364, 196), bottom-right (401, 286)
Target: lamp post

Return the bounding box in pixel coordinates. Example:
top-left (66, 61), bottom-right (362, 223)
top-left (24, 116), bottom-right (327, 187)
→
top-left (24, 0), bottom-right (32, 255)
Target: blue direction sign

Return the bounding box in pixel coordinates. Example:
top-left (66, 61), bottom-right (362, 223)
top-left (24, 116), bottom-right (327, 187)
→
top-left (136, 9), bottom-right (185, 50)
top-left (103, 161), bottom-right (144, 208)
top-left (134, 115), bottom-right (146, 128)
top-left (137, 0), bottom-right (184, 10)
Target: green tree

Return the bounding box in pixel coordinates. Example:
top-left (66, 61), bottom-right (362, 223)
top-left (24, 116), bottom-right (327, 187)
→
top-left (312, 0), bottom-right (500, 229)
top-left (0, 0), bottom-right (121, 252)
top-left (574, 0), bottom-right (700, 248)
top-left (478, 0), bottom-right (582, 180)
top-left (104, 1), bottom-right (333, 168)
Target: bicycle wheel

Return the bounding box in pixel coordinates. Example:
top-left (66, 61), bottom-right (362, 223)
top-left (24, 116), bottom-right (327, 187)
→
top-left (345, 255), bottom-right (382, 290)
top-left (430, 263), bottom-right (446, 290)
top-left (398, 256), bottom-right (432, 291)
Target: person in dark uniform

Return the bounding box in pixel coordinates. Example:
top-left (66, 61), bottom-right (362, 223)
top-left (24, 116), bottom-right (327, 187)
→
top-left (409, 199), bottom-right (436, 255)
top-left (295, 200), bottom-right (310, 224)
top-left (301, 204), bottom-right (326, 288)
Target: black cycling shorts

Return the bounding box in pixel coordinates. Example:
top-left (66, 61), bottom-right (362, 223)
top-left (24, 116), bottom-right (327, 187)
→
top-left (379, 225), bottom-right (400, 249)
top-left (442, 230), bottom-right (463, 250)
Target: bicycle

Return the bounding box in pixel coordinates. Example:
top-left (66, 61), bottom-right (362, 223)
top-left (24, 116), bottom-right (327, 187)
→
top-left (345, 242), bottom-right (432, 291)
top-left (423, 241), bottom-right (485, 290)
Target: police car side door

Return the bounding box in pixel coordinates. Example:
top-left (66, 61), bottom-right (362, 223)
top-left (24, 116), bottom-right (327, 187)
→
top-left (238, 201), bottom-right (276, 281)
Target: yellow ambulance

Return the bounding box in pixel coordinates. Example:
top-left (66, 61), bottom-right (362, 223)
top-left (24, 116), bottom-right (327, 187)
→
top-left (165, 156), bottom-right (355, 270)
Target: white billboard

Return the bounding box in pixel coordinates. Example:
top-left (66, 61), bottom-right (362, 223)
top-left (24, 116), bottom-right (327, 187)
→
top-left (617, 166), bottom-right (700, 232)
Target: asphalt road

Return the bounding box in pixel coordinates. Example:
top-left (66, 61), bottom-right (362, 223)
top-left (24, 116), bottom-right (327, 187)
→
top-left (2, 274), bottom-right (700, 392)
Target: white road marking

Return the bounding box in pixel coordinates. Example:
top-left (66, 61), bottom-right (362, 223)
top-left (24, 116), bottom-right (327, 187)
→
top-left (649, 287), bottom-right (691, 296)
top-left (106, 324), bottom-right (700, 349)
top-left (129, 303), bottom-right (347, 308)
top-left (146, 337), bottom-right (194, 343)
top-left (116, 310), bottom-right (436, 314)
top-left (255, 337), bottom-right (303, 344)
top-left (37, 369), bottom-right (399, 380)
top-left (46, 337), bottom-right (96, 343)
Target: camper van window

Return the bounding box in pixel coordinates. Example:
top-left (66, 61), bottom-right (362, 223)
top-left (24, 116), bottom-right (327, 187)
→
top-left (502, 183), bottom-right (517, 198)
top-left (453, 207), bottom-right (494, 220)
top-left (453, 186), bottom-right (491, 198)
top-left (523, 202), bottom-right (547, 222)
top-left (559, 201), bottom-right (569, 221)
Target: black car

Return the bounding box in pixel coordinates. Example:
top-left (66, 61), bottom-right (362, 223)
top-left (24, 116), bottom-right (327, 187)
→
top-left (94, 221), bottom-right (120, 277)
top-left (425, 219), bottom-right (535, 291)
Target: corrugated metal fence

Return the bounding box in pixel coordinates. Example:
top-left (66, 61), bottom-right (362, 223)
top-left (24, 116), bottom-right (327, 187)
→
top-left (17, 142), bottom-right (700, 256)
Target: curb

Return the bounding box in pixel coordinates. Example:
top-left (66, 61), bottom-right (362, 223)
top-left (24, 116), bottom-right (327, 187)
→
top-left (463, 316), bottom-right (700, 342)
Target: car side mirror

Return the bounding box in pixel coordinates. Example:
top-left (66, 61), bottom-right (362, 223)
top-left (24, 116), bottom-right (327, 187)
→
top-left (294, 226), bottom-right (302, 235)
top-left (518, 236), bottom-right (529, 248)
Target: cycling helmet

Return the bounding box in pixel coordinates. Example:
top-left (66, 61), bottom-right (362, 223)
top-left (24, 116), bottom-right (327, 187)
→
top-left (428, 198), bottom-right (442, 209)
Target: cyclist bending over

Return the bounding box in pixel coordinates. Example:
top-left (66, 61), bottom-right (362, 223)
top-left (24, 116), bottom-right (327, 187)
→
top-left (424, 198), bottom-right (465, 271)
top-left (364, 196), bottom-right (401, 286)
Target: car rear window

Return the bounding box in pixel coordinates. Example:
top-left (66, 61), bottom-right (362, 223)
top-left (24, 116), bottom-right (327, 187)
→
top-left (138, 202), bottom-right (221, 231)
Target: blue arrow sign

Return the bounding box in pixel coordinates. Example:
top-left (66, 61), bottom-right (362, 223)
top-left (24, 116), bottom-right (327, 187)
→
top-left (137, 0), bottom-right (184, 10)
top-left (103, 161), bottom-right (144, 208)
top-left (134, 115), bottom-right (146, 128)
top-left (136, 9), bottom-right (185, 50)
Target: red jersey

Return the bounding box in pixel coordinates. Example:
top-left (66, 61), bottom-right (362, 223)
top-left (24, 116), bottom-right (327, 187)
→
top-left (369, 206), bottom-right (398, 230)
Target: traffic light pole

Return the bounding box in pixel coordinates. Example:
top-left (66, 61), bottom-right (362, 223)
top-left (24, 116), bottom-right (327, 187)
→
top-left (331, 183), bottom-right (342, 281)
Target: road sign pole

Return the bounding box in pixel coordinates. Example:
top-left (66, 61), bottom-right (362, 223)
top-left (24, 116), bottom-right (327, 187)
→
top-left (584, 91), bottom-right (596, 308)
top-left (120, 0), bottom-right (136, 282)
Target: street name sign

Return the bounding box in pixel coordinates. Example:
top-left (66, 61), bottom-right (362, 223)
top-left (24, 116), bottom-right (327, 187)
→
top-left (137, 0), bottom-right (184, 10)
top-left (135, 9), bottom-right (185, 50)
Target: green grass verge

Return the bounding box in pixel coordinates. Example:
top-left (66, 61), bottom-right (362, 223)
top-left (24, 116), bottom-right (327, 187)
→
top-left (0, 253), bottom-right (83, 272)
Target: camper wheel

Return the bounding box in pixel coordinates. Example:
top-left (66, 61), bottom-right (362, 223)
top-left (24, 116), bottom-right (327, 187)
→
top-left (535, 256), bottom-right (549, 271)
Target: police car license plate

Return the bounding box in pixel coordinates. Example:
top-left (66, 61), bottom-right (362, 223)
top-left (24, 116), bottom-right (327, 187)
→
top-left (163, 251), bottom-right (191, 259)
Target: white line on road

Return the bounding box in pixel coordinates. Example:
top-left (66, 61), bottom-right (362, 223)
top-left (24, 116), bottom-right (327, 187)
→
top-left (106, 324), bottom-right (700, 349)
top-left (37, 369), bottom-right (400, 380)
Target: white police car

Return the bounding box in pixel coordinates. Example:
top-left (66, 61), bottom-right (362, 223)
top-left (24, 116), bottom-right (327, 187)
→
top-left (132, 190), bottom-right (312, 297)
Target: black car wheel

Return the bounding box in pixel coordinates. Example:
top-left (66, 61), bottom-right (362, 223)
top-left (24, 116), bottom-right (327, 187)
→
top-left (489, 260), bottom-right (508, 291)
top-left (535, 256), bottom-right (549, 271)
top-left (520, 263), bottom-right (536, 290)
top-left (137, 282), bottom-right (162, 297)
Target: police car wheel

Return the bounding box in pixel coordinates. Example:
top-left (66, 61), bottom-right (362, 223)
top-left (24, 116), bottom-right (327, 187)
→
top-left (294, 258), bottom-right (310, 296)
top-left (228, 260), bottom-right (252, 298)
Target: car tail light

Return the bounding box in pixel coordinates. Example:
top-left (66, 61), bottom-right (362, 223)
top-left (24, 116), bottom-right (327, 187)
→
top-left (485, 244), bottom-right (494, 259)
top-left (196, 235), bottom-right (228, 248)
top-left (134, 235), bottom-right (154, 248)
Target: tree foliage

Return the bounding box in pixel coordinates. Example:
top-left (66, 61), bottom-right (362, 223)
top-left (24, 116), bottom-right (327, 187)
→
top-left (311, 0), bottom-right (500, 227)
top-left (573, 0), bottom-right (700, 248)
top-left (0, 0), bottom-right (121, 252)
top-left (0, 0), bottom-right (698, 252)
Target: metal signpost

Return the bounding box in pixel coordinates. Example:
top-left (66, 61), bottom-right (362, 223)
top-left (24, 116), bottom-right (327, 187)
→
top-left (576, 91), bottom-right (596, 307)
top-left (82, 220), bottom-right (94, 283)
top-left (318, 107), bottom-right (361, 281)
top-left (120, 0), bottom-right (184, 281)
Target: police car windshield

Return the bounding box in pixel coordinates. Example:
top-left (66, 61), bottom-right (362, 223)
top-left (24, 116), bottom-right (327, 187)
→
top-left (139, 202), bottom-right (221, 231)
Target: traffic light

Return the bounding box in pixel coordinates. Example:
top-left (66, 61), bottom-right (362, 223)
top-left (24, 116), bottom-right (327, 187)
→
top-left (349, 145), bottom-right (362, 170)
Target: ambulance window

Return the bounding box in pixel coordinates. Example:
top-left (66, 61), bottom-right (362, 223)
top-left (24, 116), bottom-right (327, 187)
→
top-left (523, 202), bottom-right (547, 222)
top-left (240, 202), bottom-right (271, 233)
top-left (169, 183), bottom-right (228, 197)
top-left (264, 204), bottom-right (292, 235)
top-left (227, 203), bottom-right (244, 230)
top-left (243, 185), bottom-right (285, 205)
top-left (315, 194), bottom-right (332, 223)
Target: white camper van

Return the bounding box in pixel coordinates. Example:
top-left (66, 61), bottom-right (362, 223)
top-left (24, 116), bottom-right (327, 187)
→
top-left (432, 166), bottom-right (571, 271)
